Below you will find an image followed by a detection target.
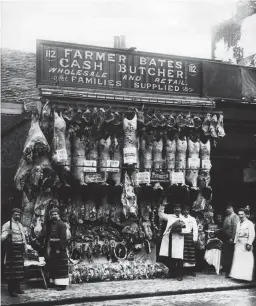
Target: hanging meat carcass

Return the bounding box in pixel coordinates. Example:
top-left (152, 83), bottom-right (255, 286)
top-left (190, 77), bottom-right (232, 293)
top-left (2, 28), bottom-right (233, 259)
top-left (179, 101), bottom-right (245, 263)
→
top-left (21, 192), bottom-right (34, 229)
top-left (140, 128), bottom-right (154, 172)
top-left (166, 130), bottom-right (177, 172)
top-left (121, 172), bottom-right (138, 218)
top-left (64, 129), bottom-right (72, 172)
top-left (23, 113), bottom-right (50, 163)
top-left (40, 100), bottom-right (53, 143)
top-left (216, 114), bottom-right (225, 137)
top-left (73, 134), bottom-right (87, 186)
top-left (200, 137), bottom-right (211, 176)
top-left (175, 134), bottom-right (187, 181)
top-left (123, 113), bottom-right (137, 165)
top-left (186, 133), bottom-right (200, 189)
top-left (99, 135), bottom-right (111, 182)
top-left (210, 114), bottom-right (218, 138)
top-left (152, 133), bottom-right (163, 170)
top-left (52, 111), bottom-right (67, 165)
top-left (202, 113), bottom-right (211, 136)
top-left (14, 113), bottom-right (51, 192)
top-left (110, 136), bottom-right (122, 186)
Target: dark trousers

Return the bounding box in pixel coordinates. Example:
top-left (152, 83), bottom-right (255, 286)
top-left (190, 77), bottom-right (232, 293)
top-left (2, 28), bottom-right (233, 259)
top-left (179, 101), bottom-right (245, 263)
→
top-left (196, 249), bottom-right (205, 272)
top-left (222, 242), bottom-right (234, 274)
top-left (8, 280), bottom-right (21, 294)
top-left (168, 258), bottom-right (183, 278)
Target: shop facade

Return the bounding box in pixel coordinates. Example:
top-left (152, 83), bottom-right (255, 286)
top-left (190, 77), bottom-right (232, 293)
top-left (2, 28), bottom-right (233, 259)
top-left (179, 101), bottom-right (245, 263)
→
top-left (3, 39), bottom-right (256, 283)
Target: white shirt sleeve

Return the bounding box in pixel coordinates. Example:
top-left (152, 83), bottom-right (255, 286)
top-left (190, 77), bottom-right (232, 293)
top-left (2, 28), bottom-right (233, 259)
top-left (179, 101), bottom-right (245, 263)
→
top-left (247, 221), bottom-right (255, 246)
top-left (158, 204), bottom-right (168, 221)
top-left (234, 222), bottom-right (239, 244)
top-left (192, 217), bottom-right (198, 242)
top-left (1, 222), bottom-right (10, 241)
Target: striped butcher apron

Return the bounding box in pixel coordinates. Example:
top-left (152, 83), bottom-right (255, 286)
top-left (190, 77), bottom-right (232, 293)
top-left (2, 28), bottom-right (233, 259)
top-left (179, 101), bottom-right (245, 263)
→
top-left (183, 233), bottom-right (196, 267)
top-left (48, 238), bottom-right (69, 286)
top-left (4, 242), bottom-right (25, 281)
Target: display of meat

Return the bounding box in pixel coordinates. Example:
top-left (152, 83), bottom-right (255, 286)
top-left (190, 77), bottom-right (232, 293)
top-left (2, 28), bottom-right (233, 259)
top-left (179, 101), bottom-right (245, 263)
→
top-left (152, 137), bottom-right (163, 170)
top-left (84, 199), bottom-right (97, 222)
top-left (140, 129), bottom-right (154, 171)
top-left (40, 100), bottom-right (52, 139)
top-left (186, 135), bottom-right (200, 189)
top-left (97, 196), bottom-right (111, 222)
top-left (123, 113), bottom-right (137, 165)
top-left (73, 134), bottom-right (87, 185)
top-left (200, 138), bottom-right (211, 170)
top-left (216, 114), bottom-right (225, 137)
top-left (34, 188), bottom-right (53, 219)
top-left (99, 136), bottom-right (111, 181)
top-left (202, 113), bottom-right (211, 136)
top-left (165, 132), bottom-right (176, 170)
top-left (14, 158), bottom-right (33, 191)
top-left (21, 192), bottom-right (34, 229)
top-left (64, 130), bottom-right (72, 172)
top-left (23, 113), bottom-right (50, 163)
top-left (111, 136), bottom-right (122, 186)
top-left (87, 137), bottom-right (99, 161)
top-left (121, 172), bottom-right (138, 218)
top-left (176, 135), bottom-right (187, 177)
top-left (52, 111), bottom-right (67, 165)
top-left (210, 115), bottom-right (218, 138)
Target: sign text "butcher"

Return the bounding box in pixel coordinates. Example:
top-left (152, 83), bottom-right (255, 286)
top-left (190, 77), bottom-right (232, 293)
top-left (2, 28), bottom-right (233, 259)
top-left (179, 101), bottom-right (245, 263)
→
top-left (37, 40), bottom-right (201, 96)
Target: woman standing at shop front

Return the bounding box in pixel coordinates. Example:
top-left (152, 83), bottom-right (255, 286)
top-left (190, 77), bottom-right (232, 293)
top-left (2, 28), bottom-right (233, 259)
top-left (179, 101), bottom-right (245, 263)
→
top-left (229, 208), bottom-right (255, 281)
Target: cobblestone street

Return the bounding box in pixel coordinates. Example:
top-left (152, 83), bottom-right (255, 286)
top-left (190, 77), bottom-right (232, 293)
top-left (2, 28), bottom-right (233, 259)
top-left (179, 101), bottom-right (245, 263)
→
top-left (2, 274), bottom-right (256, 306)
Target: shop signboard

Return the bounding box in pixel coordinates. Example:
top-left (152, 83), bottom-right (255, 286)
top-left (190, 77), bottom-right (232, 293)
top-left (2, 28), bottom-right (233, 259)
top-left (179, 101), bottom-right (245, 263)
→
top-left (37, 40), bottom-right (202, 96)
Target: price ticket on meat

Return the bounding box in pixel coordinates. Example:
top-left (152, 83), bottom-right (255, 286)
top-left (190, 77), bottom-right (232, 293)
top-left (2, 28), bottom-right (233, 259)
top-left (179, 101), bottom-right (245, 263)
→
top-left (135, 172), bottom-right (151, 185)
top-left (56, 149), bottom-right (68, 163)
top-left (188, 157), bottom-right (200, 169)
top-left (170, 172), bottom-right (185, 184)
top-left (123, 147), bottom-right (137, 165)
top-left (106, 160), bottom-right (120, 172)
top-left (84, 160), bottom-right (97, 172)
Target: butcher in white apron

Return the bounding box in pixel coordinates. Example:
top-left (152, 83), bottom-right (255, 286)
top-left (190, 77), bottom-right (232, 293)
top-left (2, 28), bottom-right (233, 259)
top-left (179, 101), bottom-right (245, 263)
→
top-left (230, 208), bottom-right (255, 281)
top-left (158, 200), bottom-right (186, 281)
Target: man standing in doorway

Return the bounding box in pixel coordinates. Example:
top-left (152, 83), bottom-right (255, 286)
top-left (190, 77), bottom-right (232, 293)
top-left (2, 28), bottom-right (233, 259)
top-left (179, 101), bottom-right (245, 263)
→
top-left (222, 204), bottom-right (239, 278)
top-left (1, 208), bottom-right (27, 297)
top-left (46, 207), bottom-right (69, 290)
top-left (158, 200), bottom-right (186, 281)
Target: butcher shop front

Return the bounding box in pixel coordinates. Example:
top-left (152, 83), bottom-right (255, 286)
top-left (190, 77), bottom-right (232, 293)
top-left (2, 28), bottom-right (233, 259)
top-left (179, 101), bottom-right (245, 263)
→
top-left (14, 40), bottom-right (227, 283)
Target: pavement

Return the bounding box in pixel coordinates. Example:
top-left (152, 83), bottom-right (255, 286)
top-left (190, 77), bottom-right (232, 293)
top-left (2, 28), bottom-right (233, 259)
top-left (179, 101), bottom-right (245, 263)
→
top-left (1, 274), bottom-right (256, 306)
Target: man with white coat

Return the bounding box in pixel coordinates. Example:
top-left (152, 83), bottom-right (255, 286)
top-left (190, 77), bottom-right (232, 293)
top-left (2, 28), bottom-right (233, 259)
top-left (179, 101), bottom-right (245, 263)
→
top-left (229, 208), bottom-right (255, 281)
top-left (158, 199), bottom-right (186, 281)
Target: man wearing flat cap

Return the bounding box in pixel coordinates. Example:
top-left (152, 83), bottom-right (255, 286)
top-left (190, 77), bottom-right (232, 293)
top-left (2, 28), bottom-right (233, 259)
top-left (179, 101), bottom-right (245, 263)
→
top-left (45, 207), bottom-right (69, 290)
top-left (1, 208), bottom-right (27, 297)
top-left (158, 200), bottom-right (187, 281)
